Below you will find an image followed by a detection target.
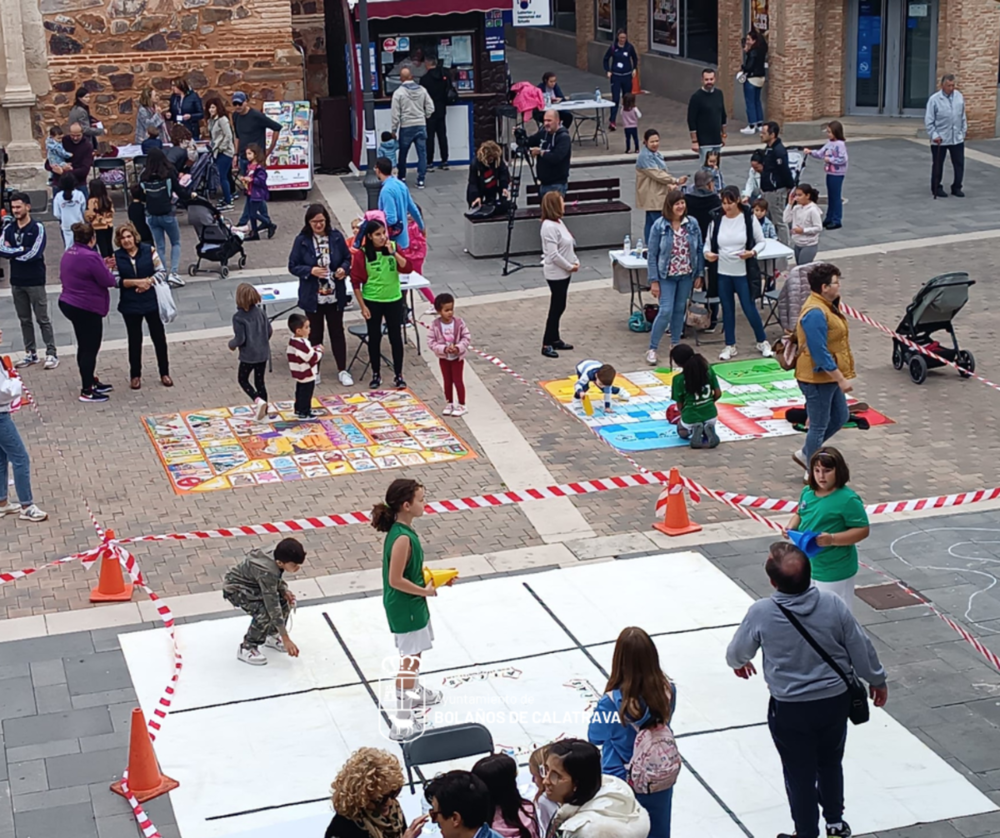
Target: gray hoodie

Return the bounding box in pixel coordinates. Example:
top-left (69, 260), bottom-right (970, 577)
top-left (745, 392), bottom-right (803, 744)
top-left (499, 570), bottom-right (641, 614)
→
top-left (228, 305), bottom-right (273, 364)
top-left (391, 81), bottom-right (434, 133)
top-left (726, 586), bottom-right (886, 702)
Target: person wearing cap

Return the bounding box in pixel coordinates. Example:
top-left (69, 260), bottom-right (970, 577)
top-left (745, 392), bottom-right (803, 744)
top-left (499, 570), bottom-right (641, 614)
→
top-left (231, 91), bottom-right (283, 176)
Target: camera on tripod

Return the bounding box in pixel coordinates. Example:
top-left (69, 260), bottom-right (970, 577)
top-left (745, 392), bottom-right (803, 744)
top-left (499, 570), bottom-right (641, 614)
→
top-left (512, 126), bottom-right (530, 158)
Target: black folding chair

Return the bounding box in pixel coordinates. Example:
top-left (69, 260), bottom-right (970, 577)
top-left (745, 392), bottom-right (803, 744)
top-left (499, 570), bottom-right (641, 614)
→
top-left (347, 323), bottom-right (393, 379)
top-left (401, 723), bottom-right (494, 793)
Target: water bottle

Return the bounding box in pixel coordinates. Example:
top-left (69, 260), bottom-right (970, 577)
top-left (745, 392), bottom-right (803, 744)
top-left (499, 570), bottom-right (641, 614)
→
top-left (635, 236), bottom-right (644, 256)
top-left (623, 234), bottom-right (631, 256)
top-left (595, 87), bottom-right (602, 102)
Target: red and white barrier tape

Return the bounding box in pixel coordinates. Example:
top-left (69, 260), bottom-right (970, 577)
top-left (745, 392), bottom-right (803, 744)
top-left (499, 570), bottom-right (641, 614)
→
top-left (841, 302), bottom-right (1000, 393)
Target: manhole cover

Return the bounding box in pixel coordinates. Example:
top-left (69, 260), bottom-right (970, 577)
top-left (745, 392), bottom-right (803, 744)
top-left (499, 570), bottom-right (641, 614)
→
top-left (855, 582), bottom-right (927, 611)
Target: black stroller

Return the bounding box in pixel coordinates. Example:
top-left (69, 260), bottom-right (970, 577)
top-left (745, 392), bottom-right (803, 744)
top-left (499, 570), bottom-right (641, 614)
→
top-left (187, 150), bottom-right (221, 201)
top-left (891, 271), bottom-right (976, 384)
top-left (185, 196), bottom-right (247, 279)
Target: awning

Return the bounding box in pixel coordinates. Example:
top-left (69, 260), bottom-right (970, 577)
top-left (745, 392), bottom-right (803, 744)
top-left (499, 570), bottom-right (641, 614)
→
top-left (349, 0), bottom-right (504, 19)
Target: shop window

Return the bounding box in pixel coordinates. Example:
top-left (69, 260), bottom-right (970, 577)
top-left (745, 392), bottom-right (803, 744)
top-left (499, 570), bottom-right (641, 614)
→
top-left (649, 0), bottom-right (718, 63)
top-left (554, 0), bottom-right (576, 32)
top-left (596, 0), bottom-right (628, 41)
top-left (378, 32), bottom-right (478, 97)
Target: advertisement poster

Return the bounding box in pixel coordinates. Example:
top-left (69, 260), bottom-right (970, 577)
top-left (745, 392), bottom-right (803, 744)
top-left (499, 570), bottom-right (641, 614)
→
top-left (751, 0), bottom-right (769, 32)
top-left (651, 0), bottom-right (680, 53)
top-left (513, 0), bottom-right (552, 27)
top-left (485, 9), bottom-right (506, 61)
top-left (263, 101), bottom-right (313, 190)
top-left (597, 0), bottom-right (613, 31)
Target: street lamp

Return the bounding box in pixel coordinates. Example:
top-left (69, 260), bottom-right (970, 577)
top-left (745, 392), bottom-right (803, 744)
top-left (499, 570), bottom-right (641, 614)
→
top-left (358, 0), bottom-right (381, 210)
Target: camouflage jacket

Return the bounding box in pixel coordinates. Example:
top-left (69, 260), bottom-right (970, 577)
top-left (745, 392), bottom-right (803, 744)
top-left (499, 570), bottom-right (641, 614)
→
top-left (224, 548), bottom-right (289, 628)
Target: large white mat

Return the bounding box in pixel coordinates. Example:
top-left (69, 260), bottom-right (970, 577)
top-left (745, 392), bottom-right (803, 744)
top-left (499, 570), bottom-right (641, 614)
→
top-left (119, 551), bottom-right (997, 838)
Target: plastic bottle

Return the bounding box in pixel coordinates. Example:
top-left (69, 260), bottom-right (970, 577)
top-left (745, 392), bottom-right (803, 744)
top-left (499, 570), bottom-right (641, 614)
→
top-left (595, 87), bottom-right (602, 102)
top-left (623, 234), bottom-right (631, 255)
top-left (635, 236), bottom-right (644, 256)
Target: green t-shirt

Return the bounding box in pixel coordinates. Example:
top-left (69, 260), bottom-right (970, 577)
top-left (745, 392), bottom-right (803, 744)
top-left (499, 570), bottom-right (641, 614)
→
top-left (362, 252), bottom-right (403, 304)
top-left (796, 486), bottom-right (869, 582)
top-left (382, 522), bottom-right (430, 633)
top-left (671, 368), bottom-right (720, 424)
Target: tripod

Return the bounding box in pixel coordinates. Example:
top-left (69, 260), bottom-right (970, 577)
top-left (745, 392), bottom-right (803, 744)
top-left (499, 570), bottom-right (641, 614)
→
top-left (501, 146), bottom-right (537, 277)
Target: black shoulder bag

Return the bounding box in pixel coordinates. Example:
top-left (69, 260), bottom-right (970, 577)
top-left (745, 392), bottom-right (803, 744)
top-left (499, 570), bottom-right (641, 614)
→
top-left (742, 207), bottom-right (762, 291)
top-left (775, 602), bottom-right (870, 725)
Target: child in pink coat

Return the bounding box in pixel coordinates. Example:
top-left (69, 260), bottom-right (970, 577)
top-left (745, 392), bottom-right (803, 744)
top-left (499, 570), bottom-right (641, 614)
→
top-left (398, 211), bottom-right (436, 309)
top-left (427, 292), bottom-right (471, 417)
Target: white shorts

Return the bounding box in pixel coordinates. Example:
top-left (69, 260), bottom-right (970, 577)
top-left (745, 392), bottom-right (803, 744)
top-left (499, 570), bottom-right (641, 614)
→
top-left (812, 575), bottom-right (856, 614)
top-left (394, 620), bottom-right (434, 656)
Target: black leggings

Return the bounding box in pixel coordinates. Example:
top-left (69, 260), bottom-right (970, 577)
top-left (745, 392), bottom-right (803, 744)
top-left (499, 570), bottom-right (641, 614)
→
top-left (58, 300), bottom-right (103, 393)
top-left (543, 278), bottom-right (570, 347)
top-left (122, 311), bottom-right (169, 379)
top-left (238, 361), bottom-right (267, 401)
top-left (95, 228), bottom-right (113, 258)
top-left (366, 298), bottom-right (405, 378)
top-left (308, 306), bottom-right (347, 371)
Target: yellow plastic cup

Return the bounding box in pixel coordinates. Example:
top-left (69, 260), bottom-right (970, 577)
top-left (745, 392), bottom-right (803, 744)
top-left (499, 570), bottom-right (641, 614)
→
top-left (582, 394), bottom-right (594, 416)
top-left (423, 568), bottom-right (460, 587)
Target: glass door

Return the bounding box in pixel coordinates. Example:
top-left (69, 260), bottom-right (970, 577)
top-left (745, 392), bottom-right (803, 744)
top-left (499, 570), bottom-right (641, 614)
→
top-left (853, 0), bottom-right (887, 112)
top-left (901, 0), bottom-right (935, 112)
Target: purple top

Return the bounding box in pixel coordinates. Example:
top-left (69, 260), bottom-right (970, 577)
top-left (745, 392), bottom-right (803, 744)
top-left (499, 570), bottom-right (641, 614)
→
top-left (59, 243), bottom-right (117, 316)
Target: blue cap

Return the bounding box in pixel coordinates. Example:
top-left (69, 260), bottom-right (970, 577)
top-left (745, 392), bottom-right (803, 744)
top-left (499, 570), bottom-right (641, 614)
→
top-left (231, 91), bottom-right (248, 105)
top-left (787, 530), bottom-right (823, 559)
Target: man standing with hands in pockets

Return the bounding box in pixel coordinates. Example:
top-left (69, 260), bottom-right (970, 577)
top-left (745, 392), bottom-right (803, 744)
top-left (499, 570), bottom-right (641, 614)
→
top-left (687, 68), bottom-right (727, 165)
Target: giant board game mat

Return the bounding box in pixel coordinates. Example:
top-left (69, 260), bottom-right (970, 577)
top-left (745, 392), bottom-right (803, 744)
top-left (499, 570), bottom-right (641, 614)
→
top-left (144, 390), bottom-right (476, 494)
top-left (542, 359), bottom-right (893, 452)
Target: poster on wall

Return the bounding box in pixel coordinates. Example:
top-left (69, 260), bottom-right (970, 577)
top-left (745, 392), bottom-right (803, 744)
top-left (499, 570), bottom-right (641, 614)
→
top-left (597, 0), bottom-right (613, 32)
top-left (751, 0), bottom-right (769, 32)
top-left (651, 0), bottom-right (680, 53)
top-left (513, 0), bottom-right (552, 27)
top-left (263, 101), bottom-right (313, 190)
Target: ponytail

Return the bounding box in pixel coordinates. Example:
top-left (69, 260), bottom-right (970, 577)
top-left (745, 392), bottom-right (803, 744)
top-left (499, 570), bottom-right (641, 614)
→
top-left (371, 478), bottom-right (423, 532)
top-left (371, 502), bottom-right (396, 532)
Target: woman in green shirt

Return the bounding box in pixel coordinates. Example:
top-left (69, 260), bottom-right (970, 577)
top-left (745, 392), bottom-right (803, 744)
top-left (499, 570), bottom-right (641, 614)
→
top-left (787, 446), bottom-right (870, 613)
top-left (372, 477), bottom-right (439, 742)
top-left (350, 219), bottom-right (413, 391)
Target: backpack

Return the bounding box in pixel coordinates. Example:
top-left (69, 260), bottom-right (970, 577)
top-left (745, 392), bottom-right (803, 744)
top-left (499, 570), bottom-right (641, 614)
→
top-left (628, 310), bottom-right (650, 332)
top-left (626, 723), bottom-right (682, 794)
top-left (142, 179), bottom-right (173, 216)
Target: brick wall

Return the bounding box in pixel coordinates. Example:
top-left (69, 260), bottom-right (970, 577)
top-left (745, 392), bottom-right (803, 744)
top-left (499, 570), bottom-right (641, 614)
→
top-left (937, 0), bottom-right (999, 139)
top-left (576, 0), bottom-right (594, 69)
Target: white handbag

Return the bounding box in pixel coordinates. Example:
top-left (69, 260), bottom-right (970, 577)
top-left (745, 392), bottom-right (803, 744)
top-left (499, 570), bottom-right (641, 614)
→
top-left (154, 277), bottom-right (177, 324)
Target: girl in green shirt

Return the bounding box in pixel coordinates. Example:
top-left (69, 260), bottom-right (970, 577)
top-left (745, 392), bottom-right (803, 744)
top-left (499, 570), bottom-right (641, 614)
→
top-left (787, 446), bottom-right (870, 613)
top-left (669, 344), bottom-right (722, 449)
top-left (372, 477), bottom-right (440, 741)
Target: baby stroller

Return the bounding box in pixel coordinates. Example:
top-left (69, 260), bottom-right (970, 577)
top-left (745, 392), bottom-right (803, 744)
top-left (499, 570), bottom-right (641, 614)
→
top-left (186, 150), bottom-right (221, 201)
top-left (786, 148), bottom-right (807, 186)
top-left (891, 271), bottom-right (976, 384)
top-left (186, 196), bottom-right (246, 279)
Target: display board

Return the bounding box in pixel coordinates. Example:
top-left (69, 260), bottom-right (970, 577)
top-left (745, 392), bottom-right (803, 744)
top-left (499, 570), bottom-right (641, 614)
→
top-left (263, 101), bottom-right (313, 191)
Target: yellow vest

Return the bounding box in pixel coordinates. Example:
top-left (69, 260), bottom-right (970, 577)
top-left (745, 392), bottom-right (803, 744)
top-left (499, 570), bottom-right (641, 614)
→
top-left (794, 292), bottom-right (856, 384)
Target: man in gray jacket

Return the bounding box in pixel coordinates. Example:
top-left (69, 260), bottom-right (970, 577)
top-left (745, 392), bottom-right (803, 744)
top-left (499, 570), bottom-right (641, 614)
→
top-left (924, 74), bottom-right (967, 199)
top-left (726, 542), bottom-right (888, 838)
top-left (391, 67), bottom-right (435, 189)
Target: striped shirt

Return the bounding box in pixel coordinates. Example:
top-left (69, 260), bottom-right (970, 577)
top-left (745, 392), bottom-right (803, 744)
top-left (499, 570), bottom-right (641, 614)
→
top-left (574, 359), bottom-right (622, 410)
top-left (287, 336), bottom-right (323, 382)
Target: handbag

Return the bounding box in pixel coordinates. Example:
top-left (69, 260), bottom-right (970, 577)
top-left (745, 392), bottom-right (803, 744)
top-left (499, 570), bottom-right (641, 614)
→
top-left (686, 299), bottom-right (711, 331)
top-left (446, 81), bottom-right (459, 106)
top-left (154, 277), bottom-right (177, 325)
top-left (772, 333), bottom-right (799, 371)
top-left (775, 602), bottom-right (870, 725)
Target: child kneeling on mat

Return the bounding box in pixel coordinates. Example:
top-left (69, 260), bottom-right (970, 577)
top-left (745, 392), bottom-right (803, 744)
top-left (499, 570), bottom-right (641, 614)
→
top-left (573, 360), bottom-right (630, 414)
top-left (670, 344), bottom-right (721, 448)
top-left (223, 537), bottom-right (305, 666)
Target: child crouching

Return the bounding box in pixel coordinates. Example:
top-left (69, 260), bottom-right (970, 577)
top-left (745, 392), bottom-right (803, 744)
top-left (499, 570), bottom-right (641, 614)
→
top-left (669, 344), bottom-right (721, 448)
top-left (573, 360), bottom-right (630, 413)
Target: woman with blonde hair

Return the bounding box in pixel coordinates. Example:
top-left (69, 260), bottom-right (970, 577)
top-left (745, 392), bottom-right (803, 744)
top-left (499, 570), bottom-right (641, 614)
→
top-left (134, 88), bottom-right (165, 146)
top-left (539, 190), bottom-right (578, 359)
top-left (467, 140), bottom-right (511, 211)
top-left (325, 747), bottom-right (428, 838)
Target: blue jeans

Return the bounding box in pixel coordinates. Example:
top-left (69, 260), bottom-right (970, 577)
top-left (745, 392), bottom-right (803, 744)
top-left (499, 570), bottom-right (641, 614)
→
top-left (0, 412), bottom-right (32, 506)
top-left (644, 211), bottom-right (661, 243)
top-left (825, 174), bottom-right (844, 225)
top-left (215, 153), bottom-right (233, 203)
top-left (538, 183), bottom-right (567, 197)
top-left (649, 274), bottom-right (694, 351)
top-left (147, 213), bottom-right (181, 275)
top-left (610, 74), bottom-right (631, 123)
top-left (743, 82), bottom-right (764, 125)
top-left (798, 381), bottom-right (850, 464)
top-left (637, 787), bottom-right (673, 838)
top-left (718, 272), bottom-right (766, 346)
top-left (397, 126), bottom-right (428, 182)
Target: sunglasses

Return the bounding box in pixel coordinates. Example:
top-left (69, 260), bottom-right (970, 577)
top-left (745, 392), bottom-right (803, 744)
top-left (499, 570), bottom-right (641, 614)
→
top-left (378, 788), bottom-right (401, 808)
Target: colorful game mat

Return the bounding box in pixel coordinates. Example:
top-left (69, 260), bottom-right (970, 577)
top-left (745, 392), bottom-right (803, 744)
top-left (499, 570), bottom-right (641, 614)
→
top-left (542, 359), bottom-right (893, 452)
top-left (144, 390), bottom-right (475, 494)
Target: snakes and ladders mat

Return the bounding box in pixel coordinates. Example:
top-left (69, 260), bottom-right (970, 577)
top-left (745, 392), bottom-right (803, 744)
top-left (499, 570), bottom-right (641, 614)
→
top-left (542, 359), bottom-right (893, 453)
top-left (143, 390), bottom-right (476, 494)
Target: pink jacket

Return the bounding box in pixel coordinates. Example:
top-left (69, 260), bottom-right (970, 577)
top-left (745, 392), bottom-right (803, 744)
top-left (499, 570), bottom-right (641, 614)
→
top-left (491, 804), bottom-right (540, 838)
top-left (511, 82), bottom-right (545, 121)
top-left (399, 219), bottom-right (427, 274)
top-left (428, 315), bottom-right (471, 360)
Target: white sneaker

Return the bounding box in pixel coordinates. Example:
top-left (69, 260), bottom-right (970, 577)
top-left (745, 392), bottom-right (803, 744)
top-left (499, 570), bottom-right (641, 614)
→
top-left (389, 715), bottom-right (425, 741)
top-left (263, 634), bottom-right (287, 653)
top-left (338, 370), bottom-right (354, 387)
top-left (424, 306), bottom-right (438, 316)
top-left (167, 273), bottom-right (185, 288)
top-left (803, 470), bottom-right (810, 484)
top-left (719, 345), bottom-right (738, 361)
top-left (740, 125), bottom-right (756, 135)
top-left (442, 403), bottom-right (454, 416)
top-left (237, 644), bottom-right (267, 666)
top-left (14, 354), bottom-right (38, 369)
top-left (397, 683), bottom-right (443, 707)
top-left (254, 397), bottom-right (268, 422)
top-left (792, 449), bottom-right (807, 469)
top-left (452, 404), bottom-right (467, 417)
top-left (18, 504), bottom-right (47, 522)
top-left (645, 349), bottom-right (658, 366)
top-left (0, 501), bottom-right (22, 516)
top-left (43, 355), bottom-right (59, 370)
top-left (757, 340), bottom-right (774, 358)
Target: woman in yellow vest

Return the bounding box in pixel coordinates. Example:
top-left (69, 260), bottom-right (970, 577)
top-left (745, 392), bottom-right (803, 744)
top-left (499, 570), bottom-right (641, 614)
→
top-left (350, 219), bottom-right (413, 390)
top-left (792, 263), bottom-right (856, 481)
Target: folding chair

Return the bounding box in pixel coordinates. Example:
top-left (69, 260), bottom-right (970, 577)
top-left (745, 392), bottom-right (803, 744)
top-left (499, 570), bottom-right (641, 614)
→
top-left (761, 287), bottom-right (781, 330)
top-left (347, 322), bottom-right (392, 379)
top-left (93, 158), bottom-right (128, 194)
top-left (692, 290), bottom-right (723, 346)
top-left (402, 723), bottom-right (494, 793)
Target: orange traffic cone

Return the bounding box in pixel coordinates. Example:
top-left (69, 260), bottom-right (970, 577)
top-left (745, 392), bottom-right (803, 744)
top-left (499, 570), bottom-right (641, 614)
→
top-left (653, 468), bottom-right (702, 536)
top-left (90, 532), bottom-right (134, 603)
top-left (111, 708), bottom-right (179, 802)
top-left (632, 71), bottom-right (641, 95)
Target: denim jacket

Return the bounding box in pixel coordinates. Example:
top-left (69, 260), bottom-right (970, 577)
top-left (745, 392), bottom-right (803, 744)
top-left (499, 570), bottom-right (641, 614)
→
top-left (648, 215), bottom-right (704, 283)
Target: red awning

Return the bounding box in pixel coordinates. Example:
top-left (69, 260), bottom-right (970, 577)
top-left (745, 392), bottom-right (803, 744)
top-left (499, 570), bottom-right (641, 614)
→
top-left (350, 0), bottom-right (503, 19)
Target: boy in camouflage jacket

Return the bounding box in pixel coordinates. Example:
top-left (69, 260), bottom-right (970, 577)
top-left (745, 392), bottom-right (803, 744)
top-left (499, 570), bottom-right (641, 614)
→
top-left (223, 537), bottom-right (306, 666)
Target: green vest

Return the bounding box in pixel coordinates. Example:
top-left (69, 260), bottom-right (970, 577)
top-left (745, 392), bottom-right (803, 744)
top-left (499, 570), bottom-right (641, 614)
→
top-left (382, 522), bottom-right (430, 633)
top-left (362, 252), bottom-right (403, 303)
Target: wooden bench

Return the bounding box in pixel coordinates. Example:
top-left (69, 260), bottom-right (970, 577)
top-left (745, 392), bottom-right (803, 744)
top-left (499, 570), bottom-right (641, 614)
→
top-left (464, 177), bottom-right (631, 258)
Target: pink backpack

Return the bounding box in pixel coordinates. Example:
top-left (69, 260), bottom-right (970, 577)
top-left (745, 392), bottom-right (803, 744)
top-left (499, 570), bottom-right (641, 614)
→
top-left (626, 723), bottom-right (681, 794)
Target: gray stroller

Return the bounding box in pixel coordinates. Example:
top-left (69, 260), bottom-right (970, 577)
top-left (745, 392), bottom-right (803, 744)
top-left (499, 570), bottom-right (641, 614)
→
top-left (892, 271), bottom-right (976, 384)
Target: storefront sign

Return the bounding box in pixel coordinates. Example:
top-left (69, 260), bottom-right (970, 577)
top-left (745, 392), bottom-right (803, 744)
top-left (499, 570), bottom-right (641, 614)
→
top-left (908, 3), bottom-right (928, 15)
top-left (651, 0), bottom-right (680, 54)
top-left (751, 0), bottom-right (769, 31)
top-left (513, 0), bottom-right (551, 27)
top-left (382, 37), bottom-right (397, 52)
top-left (597, 0), bottom-right (612, 32)
top-left (485, 10), bottom-right (506, 60)
top-left (397, 36), bottom-right (410, 50)
top-left (355, 42), bottom-right (378, 91)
